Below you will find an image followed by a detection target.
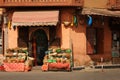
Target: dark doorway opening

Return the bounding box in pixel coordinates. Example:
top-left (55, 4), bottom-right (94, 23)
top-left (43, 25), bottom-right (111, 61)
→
top-left (32, 29), bottom-right (48, 66)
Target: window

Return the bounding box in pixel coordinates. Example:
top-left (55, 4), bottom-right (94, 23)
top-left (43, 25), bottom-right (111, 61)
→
top-left (112, 31), bottom-right (120, 57)
top-left (18, 27), bottom-right (29, 47)
top-left (86, 28), bottom-right (104, 54)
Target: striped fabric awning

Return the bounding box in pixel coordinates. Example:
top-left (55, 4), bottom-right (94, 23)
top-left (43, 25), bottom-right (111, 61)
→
top-left (12, 11), bottom-right (59, 26)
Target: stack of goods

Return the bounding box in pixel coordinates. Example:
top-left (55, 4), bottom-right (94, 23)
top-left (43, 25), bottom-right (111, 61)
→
top-left (0, 54), bottom-right (4, 71)
top-left (3, 52), bottom-right (27, 72)
top-left (3, 52), bottom-right (27, 63)
top-left (0, 65), bottom-right (4, 71)
top-left (24, 57), bottom-right (34, 72)
top-left (3, 48), bottom-right (28, 63)
top-left (3, 63), bottom-right (25, 72)
top-left (3, 48), bottom-right (33, 72)
top-left (41, 48), bottom-right (72, 71)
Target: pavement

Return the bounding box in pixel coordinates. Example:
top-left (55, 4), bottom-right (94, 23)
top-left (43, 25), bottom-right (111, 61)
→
top-left (0, 65), bottom-right (120, 80)
top-left (72, 64), bottom-right (120, 70)
top-left (31, 64), bottom-right (120, 72)
top-left (1, 64), bottom-right (120, 72)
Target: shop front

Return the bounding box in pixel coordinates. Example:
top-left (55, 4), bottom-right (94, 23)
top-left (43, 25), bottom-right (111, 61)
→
top-left (80, 8), bottom-right (120, 66)
top-left (11, 10), bottom-right (59, 66)
top-left (1, 7), bottom-right (80, 71)
top-left (0, 0), bottom-right (84, 72)
top-left (109, 17), bottom-right (120, 64)
top-left (2, 7), bottom-right (120, 72)
top-left (0, 10), bottom-right (62, 71)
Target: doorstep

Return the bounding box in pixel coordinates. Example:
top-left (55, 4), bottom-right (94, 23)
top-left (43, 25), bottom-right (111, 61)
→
top-left (72, 64), bottom-right (120, 70)
top-left (32, 66), bottom-right (41, 70)
top-left (72, 66), bottom-right (85, 70)
top-left (95, 64), bottom-right (120, 69)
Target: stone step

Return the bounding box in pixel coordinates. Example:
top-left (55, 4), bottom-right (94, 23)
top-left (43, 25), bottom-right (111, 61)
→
top-left (32, 66), bottom-right (41, 70)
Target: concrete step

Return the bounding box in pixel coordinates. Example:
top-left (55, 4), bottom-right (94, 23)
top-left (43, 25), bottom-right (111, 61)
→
top-left (72, 64), bottom-right (120, 70)
top-left (32, 66), bottom-right (41, 70)
top-left (95, 64), bottom-right (120, 69)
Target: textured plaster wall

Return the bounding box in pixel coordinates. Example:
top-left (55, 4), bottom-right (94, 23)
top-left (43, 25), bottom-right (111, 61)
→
top-left (60, 8), bottom-right (91, 67)
top-left (84, 0), bottom-right (108, 8)
top-left (70, 24), bottom-right (89, 67)
top-left (60, 10), bottom-right (112, 66)
top-left (8, 27), bottom-right (18, 49)
top-left (7, 12), bottom-right (18, 49)
top-left (60, 9), bottom-right (73, 49)
top-left (61, 24), bottom-right (71, 48)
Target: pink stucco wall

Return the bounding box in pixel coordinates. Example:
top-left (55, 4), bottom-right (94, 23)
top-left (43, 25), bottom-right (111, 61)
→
top-left (60, 9), bottom-right (91, 67)
top-left (8, 27), bottom-right (18, 49)
top-left (60, 10), bottom-right (112, 66)
top-left (84, 0), bottom-right (108, 8)
top-left (61, 24), bottom-right (71, 48)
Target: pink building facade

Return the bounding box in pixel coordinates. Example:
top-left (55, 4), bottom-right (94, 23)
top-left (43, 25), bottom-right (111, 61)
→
top-left (0, 0), bottom-right (120, 67)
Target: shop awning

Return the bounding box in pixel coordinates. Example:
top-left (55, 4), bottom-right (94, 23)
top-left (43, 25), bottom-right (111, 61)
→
top-left (81, 8), bottom-right (120, 17)
top-left (12, 11), bottom-right (59, 26)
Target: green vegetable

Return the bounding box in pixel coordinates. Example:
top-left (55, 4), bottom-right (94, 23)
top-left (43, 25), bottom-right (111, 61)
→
top-left (47, 59), bottom-right (53, 63)
top-left (65, 49), bottom-right (72, 53)
top-left (56, 48), bottom-right (61, 53)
